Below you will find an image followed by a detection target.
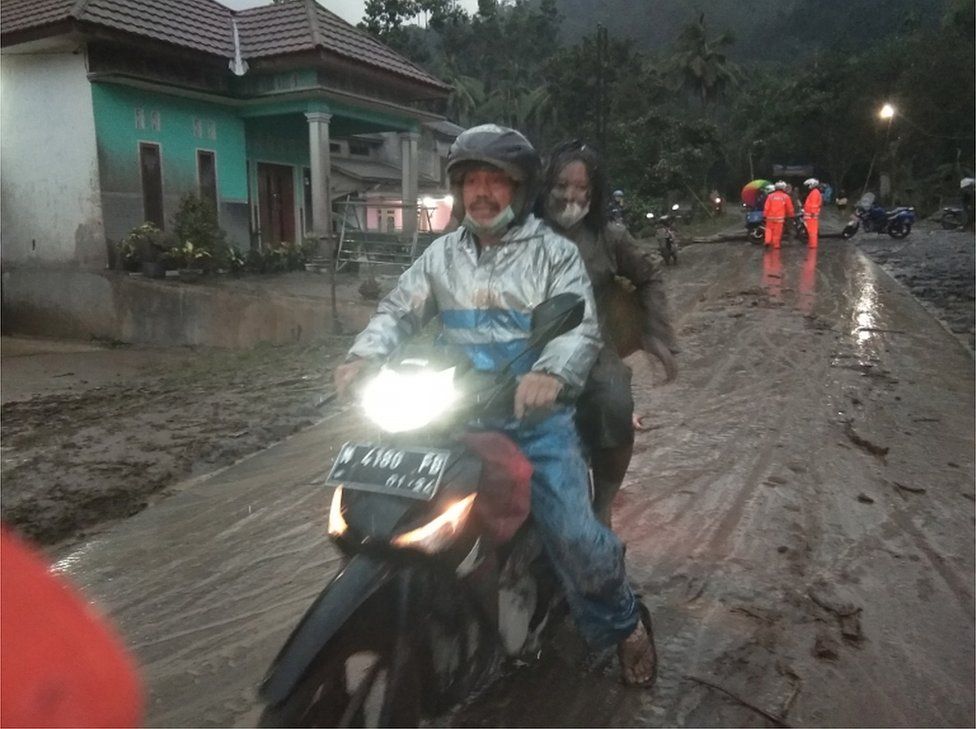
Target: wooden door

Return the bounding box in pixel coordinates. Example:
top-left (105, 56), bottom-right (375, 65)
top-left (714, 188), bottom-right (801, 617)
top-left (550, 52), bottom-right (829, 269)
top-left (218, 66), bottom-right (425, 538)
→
top-left (197, 150), bottom-right (217, 209)
top-left (140, 143), bottom-right (164, 228)
top-left (257, 162), bottom-right (295, 246)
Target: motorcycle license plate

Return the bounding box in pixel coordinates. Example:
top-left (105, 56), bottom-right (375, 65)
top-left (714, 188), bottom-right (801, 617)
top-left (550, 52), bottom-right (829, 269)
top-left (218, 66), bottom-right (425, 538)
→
top-left (327, 442), bottom-right (452, 500)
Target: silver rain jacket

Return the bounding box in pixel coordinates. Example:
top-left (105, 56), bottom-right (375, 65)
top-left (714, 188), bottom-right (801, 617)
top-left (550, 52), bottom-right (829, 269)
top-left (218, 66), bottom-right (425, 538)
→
top-left (348, 214), bottom-right (601, 391)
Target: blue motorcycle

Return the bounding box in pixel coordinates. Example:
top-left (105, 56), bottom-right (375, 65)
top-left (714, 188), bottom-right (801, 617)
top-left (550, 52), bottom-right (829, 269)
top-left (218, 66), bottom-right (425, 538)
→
top-left (745, 208), bottom-right (808, 244)
top-left (842, 193), bottom-right (915, 239)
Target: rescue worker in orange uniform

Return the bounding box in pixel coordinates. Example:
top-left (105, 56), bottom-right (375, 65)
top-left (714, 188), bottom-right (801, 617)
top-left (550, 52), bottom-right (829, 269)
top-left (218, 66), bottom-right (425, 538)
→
top-left (802, 178), bottom-right (823, 248)
top-left (763, 181), bottom-right (795, 249)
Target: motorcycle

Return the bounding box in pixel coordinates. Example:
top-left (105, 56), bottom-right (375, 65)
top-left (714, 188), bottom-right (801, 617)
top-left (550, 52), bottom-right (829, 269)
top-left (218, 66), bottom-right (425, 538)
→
top-left (258, 295), bottom-right (587, 727)
top-left (939, 205), bottom-right (966, 230)
top-left (657, 214), bottom-right (679, 265)
top-left (841, 192), bottom-right (915, 239)
top-left (745, 209), bottom-right (765, 243)
top-left (744, 210), bottom-right (808, 244)
top-left (711, 194), bottom-right (724, 216)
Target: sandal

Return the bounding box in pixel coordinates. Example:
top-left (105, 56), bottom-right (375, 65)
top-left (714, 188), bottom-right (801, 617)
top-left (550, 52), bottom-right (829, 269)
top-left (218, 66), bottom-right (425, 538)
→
top-left (618, 601), bottom-right (657, 688)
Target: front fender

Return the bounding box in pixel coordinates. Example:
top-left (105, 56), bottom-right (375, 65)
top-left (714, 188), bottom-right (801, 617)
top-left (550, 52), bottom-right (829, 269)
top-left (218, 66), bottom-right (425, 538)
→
top-left (259, 554), bottom-right (395, 704)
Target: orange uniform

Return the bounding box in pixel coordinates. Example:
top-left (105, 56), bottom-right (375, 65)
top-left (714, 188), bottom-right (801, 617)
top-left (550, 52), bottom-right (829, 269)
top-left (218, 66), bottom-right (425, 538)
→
top-left (1, 527), bottom-right (143, 728)
top-left (763, 191), bottom-right (795, 248)
top-left (803, 187), bottom-right (823, 248)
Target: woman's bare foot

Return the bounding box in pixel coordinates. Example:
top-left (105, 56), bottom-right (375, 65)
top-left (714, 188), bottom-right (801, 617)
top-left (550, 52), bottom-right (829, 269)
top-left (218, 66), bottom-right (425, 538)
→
top-left (618, 616), bottom-right (657, 687)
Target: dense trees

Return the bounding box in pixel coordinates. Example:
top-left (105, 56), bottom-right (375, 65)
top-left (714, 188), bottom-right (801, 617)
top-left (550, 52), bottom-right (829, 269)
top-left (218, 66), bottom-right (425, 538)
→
top-left (360, 0), bottom-right (975, 214)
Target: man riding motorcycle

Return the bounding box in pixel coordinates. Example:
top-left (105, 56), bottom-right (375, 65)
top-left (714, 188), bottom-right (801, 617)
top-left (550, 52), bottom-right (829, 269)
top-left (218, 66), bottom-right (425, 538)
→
top-left (333, 124), bottom-right (657, 687)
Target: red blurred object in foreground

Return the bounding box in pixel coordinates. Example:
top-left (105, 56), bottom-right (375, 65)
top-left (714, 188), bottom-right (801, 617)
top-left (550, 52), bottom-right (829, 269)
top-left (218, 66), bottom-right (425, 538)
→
top-left (1, 526), bottom-right (143, 728)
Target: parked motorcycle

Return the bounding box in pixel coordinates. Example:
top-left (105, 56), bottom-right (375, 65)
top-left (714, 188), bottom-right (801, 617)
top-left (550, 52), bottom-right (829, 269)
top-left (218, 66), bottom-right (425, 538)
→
top-left (939, 205), bottom-right (966, 230)
top-left (745, 209), bottom-right (765, 243)
top-left (258, 295), bottom-right (586, 728)
top-left (841, 193), bottom-right (915, 239)
top-left (668, 202), bottom-right (693, 224)
top-left (744, 210), bottom-right (808, 244)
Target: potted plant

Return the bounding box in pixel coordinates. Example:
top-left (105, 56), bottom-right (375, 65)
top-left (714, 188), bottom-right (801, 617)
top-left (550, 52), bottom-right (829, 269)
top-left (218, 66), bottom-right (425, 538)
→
top-left (119, 223), bottom-right (169, 278)
top-left (215, 243), bottom-right (247, 276)
top-left (166, 240), bottom-right (211, 281)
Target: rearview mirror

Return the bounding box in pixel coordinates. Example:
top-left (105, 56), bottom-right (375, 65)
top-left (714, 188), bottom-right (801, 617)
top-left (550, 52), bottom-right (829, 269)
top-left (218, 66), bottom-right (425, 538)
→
top-left (529, 294), bottom-right (585, 348)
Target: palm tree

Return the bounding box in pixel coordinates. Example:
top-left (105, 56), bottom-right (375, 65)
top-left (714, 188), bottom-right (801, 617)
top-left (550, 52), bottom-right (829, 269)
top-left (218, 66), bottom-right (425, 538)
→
top-left (669, 12), bottom-right (740, 107)
top-left (447, 75), bottom-right (486, 126)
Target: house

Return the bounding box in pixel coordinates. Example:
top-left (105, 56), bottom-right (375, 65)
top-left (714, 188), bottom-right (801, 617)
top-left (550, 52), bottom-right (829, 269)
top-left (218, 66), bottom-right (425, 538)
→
top-left (0, 0), bottom-right (456, 272)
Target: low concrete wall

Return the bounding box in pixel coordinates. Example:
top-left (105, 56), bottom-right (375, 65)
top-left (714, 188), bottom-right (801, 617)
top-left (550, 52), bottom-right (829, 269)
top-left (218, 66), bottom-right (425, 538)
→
top-left (1, 269), bottom-right (376, 349)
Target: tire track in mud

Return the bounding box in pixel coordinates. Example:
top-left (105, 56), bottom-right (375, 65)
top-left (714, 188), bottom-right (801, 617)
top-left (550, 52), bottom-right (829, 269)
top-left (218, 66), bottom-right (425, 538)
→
top-left (615, 244), bottom-right (910, 726)
top-left (627, 243), bottom-right (972, 727)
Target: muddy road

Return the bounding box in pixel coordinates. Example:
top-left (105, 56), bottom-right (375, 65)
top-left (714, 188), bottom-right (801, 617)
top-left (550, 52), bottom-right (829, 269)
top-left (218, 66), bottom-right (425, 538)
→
top-left (49, 240), bottom-right (974, 727)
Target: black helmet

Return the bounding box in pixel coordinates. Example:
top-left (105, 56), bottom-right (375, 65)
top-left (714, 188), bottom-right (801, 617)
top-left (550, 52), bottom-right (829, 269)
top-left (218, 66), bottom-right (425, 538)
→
top-left (446, 124), bottom-right (541, 224)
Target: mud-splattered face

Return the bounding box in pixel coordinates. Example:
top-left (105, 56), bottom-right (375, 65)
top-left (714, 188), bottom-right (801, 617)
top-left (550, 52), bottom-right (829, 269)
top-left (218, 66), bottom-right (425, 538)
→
top-left (551, 160), bottom-right (591, 208)
top-left (547, 160), bottom-right (591, 228)
top-left (462, 166), bottom-right (516, 226)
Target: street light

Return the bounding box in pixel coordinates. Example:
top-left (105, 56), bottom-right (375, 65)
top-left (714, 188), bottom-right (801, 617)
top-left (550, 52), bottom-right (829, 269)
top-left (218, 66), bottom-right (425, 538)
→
top-left (879, 104), bottom-right (896, 203)
top-left (861, 103), bottom-right (898, 200)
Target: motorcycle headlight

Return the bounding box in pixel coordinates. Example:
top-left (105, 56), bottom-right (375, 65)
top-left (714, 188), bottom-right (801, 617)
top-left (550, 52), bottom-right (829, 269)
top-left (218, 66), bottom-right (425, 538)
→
top-left (360, 366), bottom-right (459, 433)
top-left (392, 494), bottom-right (476, 553)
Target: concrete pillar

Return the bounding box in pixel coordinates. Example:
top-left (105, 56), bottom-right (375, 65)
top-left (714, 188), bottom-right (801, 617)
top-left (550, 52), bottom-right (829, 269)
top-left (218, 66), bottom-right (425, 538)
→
top-left (305, 111), bottom-right (333, 238)
top-left (400, 131), bottom-right (420, 242)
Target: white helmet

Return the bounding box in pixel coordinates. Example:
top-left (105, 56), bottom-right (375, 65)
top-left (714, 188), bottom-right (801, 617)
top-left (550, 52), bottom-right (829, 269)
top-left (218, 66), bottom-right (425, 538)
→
top-left (774, 181), bottom-right (788, 191)
top-left (612, 189), bottom-right (624, 199)
top-left (804, 177), bottom-right (819, 188)
top-left (764, 184), bottom-right (775, 193)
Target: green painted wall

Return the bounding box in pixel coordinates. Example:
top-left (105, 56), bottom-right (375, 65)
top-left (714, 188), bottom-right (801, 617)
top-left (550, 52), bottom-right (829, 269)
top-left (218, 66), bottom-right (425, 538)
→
top-left (91, 83), bottom-right (247, 202)
top-left (245, 115), bottom-right (310, 168)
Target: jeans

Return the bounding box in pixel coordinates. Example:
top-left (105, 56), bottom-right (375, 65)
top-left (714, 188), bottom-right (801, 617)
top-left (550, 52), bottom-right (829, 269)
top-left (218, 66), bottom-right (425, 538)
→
top-left (479, 406), bottom-right (639, 649)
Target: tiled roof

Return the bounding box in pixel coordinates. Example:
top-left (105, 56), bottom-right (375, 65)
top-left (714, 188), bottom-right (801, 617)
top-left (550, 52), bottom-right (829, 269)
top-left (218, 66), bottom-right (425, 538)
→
top-left (236, 1), bottom-right (448, 90)
top-left (312, 3), bottom-right (446, 89)
top-left (0, 0), bottom-right (233, 55)
top-left (0, 0), bottom-right (74, 34)
top-left (426, 119), bottom-right (464, 138)
top-left (333, 158), bottom-right (437, 185)
top-left (236, 2), bottom-right (314, 58)
top-left (82, 0), bottom-right (234, 56)
top-left (1, 0), bottom-right (448, 91)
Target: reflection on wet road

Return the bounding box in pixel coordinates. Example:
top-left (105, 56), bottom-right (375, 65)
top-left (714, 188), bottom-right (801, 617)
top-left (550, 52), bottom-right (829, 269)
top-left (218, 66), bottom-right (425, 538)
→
top-left (56, 241), bottom-right (974, 728)
top-left (761, 246), bottom-right (819, 316)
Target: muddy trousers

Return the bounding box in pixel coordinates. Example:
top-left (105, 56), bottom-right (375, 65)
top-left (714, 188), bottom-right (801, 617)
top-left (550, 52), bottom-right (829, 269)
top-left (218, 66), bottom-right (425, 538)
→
top-left (765, 219), bottom-right (785, 248)
top-left (576, 349), bottom-right (636, 527)
top-left (591, 446), bottom-right (633, 527)
top-left (805, 217), bottom-right (819, 248)
top-left (491, 407), bottom-right (640, 650)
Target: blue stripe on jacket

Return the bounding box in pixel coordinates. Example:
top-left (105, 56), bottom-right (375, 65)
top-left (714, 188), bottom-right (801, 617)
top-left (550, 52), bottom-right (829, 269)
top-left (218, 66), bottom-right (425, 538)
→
top-left (438, 308), bottom-right (537, 373)
top-left (441, 308), bottom-right (533, 332)
top-left (451, 339), bottom-right (539, 374)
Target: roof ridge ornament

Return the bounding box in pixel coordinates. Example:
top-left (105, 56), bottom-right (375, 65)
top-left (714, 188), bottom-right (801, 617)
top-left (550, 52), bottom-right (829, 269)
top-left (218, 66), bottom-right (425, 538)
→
top-left (68, 0), bottom-right (93, 19)
top-left (305, 0), bottom-right (324, 49)
top-left (228, 17), bottom-right (249, 76)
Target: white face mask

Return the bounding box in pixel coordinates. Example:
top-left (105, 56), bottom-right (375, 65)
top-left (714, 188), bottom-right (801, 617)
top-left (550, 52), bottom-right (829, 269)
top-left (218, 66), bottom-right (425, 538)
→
top-left (461, 204), bottom-right (516, 237)
top-left (547, 196), bottom-right (590, 229)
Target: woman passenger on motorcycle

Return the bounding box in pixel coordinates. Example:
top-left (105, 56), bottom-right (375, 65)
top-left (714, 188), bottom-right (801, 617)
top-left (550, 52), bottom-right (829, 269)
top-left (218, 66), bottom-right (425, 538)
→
top-left (537, 140), bottom-right (678, 529)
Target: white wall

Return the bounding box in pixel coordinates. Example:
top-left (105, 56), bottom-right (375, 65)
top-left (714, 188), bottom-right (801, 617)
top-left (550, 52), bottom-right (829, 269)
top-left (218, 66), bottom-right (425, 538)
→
top-left (1, 50), bottom-right (106, 268)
